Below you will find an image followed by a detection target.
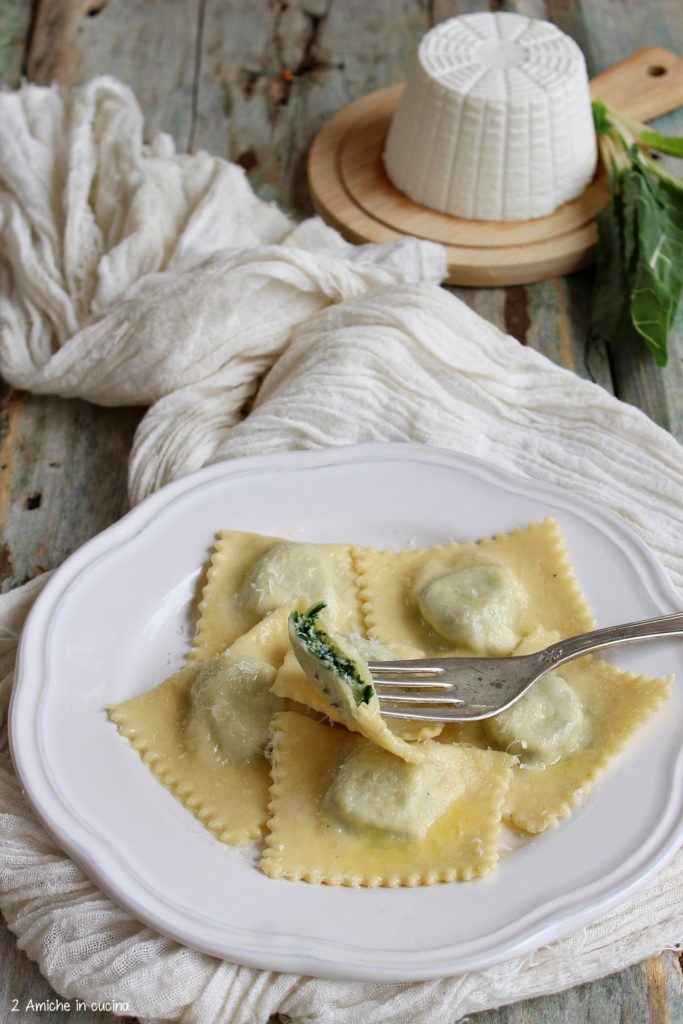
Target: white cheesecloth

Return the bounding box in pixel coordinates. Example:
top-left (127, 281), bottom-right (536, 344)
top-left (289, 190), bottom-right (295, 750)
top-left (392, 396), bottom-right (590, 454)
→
top-left (0, 77), bottom-right (682, 1024)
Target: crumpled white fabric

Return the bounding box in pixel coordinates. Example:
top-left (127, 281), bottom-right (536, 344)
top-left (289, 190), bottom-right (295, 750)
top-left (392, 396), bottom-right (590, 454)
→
top-left (0, 77), bottom-right (444, 496)
top-left (1, 76), bottom-right (683, 1024)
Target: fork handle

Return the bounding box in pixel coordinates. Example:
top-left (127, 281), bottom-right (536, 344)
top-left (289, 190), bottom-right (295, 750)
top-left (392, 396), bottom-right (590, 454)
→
top-left (541, 611), bottom-right (683, 670)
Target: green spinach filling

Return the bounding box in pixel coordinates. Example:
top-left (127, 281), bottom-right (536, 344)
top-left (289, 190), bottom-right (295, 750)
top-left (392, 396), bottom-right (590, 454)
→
top-left (290, 602), bottom-right (375, 706)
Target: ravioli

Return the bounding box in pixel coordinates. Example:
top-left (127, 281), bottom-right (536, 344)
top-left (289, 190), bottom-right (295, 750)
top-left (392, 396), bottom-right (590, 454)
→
top-left (110, 517), bottom-right (674, 884)
top-left (192, 531), bottom-right (361, 660)
top-left (271, 647), bottom-right (443, 741)
top-left (483, 672), bottom-right (587, 766)
top-left (239, 542), bottom-right (340, 619)
top-left (186, 653), bottom-right (278, 763)
top-left (108, 606), bottom-right (291, 846)
top-left (288, 603), bottom-right (439, 761)
top-left (354, 518), bottom-right (596, 655)
top-left (261, 711), bottom-right (515, 886)
top-left (504, 658), bottom-right (672, 833)
top-left (417, 560), bottom-right (526, 655)
top-left (323, 742), bottom-right (460, 840)
top-left (440, 655), bottom-right (672, 833)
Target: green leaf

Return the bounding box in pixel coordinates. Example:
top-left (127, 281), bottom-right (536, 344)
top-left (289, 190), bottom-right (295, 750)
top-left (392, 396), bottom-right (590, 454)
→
top-left (591, 190), bottom-right (630, 344)
top-left (592, 99), bottom-right (611, 136)
top-left (627, 162), bottom-right (683, 366)
top-left (655, 168), bottom-right (683, 211)
top-left (639, 126), bottom-right (683, 158)
top-left (620, 164), bottom-right (640, 276)
top-left (592, 110), bottom-right (683, 366)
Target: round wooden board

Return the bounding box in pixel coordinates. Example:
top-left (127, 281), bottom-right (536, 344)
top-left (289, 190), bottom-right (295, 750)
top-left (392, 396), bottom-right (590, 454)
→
top-left (308, 84), bottom-right (603, 286)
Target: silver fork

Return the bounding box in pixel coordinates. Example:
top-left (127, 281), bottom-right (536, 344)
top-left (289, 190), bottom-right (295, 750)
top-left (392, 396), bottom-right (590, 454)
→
top-left (367, 612), bottom-right (683, 722)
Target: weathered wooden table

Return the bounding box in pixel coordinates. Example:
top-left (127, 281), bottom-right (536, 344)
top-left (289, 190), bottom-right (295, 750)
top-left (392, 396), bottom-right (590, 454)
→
top-left (1, 1), bottom-right (682, 1022)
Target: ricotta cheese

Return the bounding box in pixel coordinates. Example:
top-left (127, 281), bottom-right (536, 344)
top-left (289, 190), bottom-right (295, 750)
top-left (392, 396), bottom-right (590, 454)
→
top-left (383, 12), bottom-right (597, 221)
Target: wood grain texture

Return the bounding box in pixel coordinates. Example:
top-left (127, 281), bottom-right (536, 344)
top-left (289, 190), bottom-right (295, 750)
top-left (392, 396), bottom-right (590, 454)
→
top-left (24, 0), bottom-right (81, 83)
top-left (591, 45), bottom-right (683, 121)
top-left (193, 0), bottom-right (440, 215)
top-left (0, 1), bottom-right (681, 1023)
top-left (0, 0), bottom-right (32, 85)
top-left (0, 385), bottom-right (141, 594)
top-left (469, 952), bottom-right (683, 1023)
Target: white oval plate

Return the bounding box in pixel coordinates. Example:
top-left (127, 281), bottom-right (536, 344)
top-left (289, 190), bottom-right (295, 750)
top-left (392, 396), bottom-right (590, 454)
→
top-left (10, 443), bottom-right (683, 982)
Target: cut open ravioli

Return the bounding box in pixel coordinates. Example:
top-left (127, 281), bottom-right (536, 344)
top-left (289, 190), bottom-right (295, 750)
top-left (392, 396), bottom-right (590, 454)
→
top-left (354, 518), bottom-right (595, 656)
top-left (440, 656), bottom-right (672, 834)
top-left (272, 645), bottom-right (443, 742)
top-left (108, 606), bottom-right (291, 847)
top-left (287, 603), bottom-right (444, 760)
top-left (192, 531), bottom-right (361, 660)
top-left (261, 712), bottom-right (515, 886)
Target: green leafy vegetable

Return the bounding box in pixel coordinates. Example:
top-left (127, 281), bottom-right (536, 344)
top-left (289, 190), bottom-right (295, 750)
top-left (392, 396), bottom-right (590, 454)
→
top-left (592, 99), bottom-right (612, 137)
top-left (591, 101), bottom-right (683, 367)
top-left (289, 603), bottom-right (374, 706)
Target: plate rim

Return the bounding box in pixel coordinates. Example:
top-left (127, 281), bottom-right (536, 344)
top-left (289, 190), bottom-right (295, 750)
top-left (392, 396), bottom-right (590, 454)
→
top-left (9, 442), bottom-right (683, 981)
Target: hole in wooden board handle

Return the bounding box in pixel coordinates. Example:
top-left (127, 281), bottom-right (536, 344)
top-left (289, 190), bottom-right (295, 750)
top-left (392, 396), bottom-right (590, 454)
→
top-left (647, 64), bottom-right (668, 76)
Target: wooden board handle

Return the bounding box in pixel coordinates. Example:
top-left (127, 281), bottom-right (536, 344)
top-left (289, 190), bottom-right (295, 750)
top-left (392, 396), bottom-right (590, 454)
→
top-left (590, 46), bottom-right (683, 122)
